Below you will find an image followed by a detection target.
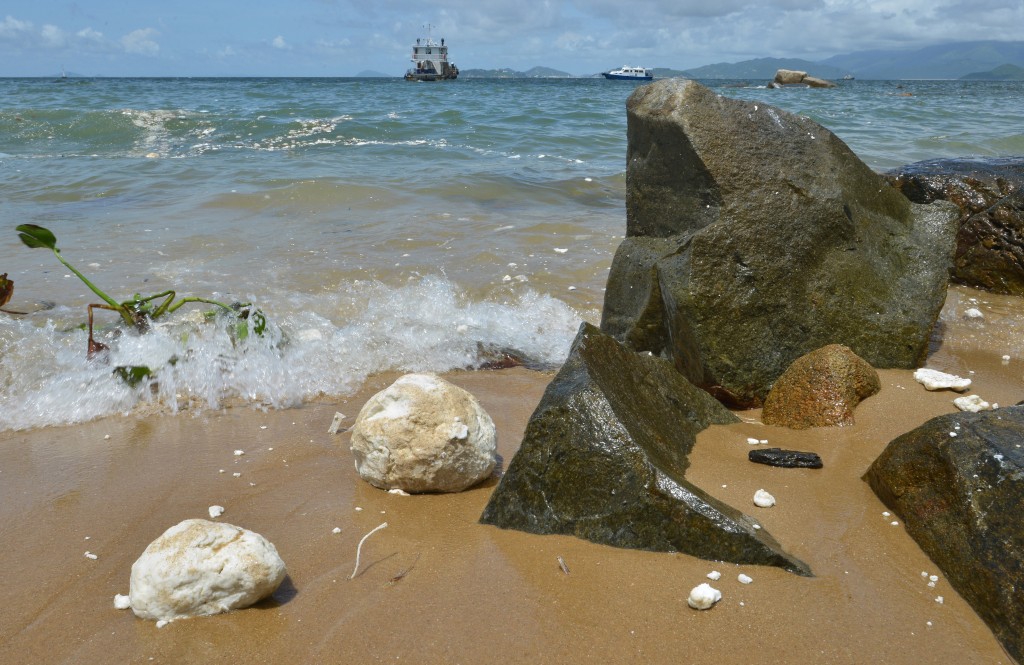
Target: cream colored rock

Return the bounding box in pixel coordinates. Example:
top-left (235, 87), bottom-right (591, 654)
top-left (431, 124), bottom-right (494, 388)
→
top-left (129, 519), bottom-right (286, 622)
top-left (774, 68), bottom-right (807, 85)
top-left (350, 373), bottom-right (497, 493)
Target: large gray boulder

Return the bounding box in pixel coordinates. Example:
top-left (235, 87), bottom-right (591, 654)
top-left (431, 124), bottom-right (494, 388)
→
top-left (885, 157), bottom-right (1024, 295)
top-left (864, 406), bottom-right (1024, 665)
top-left (480, 322), bottom-right (812, 576)
top-left (601, 79), bottom-right (959, 407)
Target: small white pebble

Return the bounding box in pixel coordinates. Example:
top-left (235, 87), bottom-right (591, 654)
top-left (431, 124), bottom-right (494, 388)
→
top-left (260, 425), bottom-right (267, 430)
top-left (964, 308), bottom-right (984, 319)
top-left (707, 570), bottom-right (721, 581)
top-left (884, 512), bottom-right (892, 517)
top-left (104, 434), bottom-right (110, 440)
top-left (928, 581), bottom-right (936, 588)
top-left (949, 432), bottom-right (957, 438)
top-left (746, 437), bottom-right (761, 445)
top-left (332, 527), bottom-right (342, 534)
top-left (568, 286), bottom-right (577, 291)
top-left (926, 621), bottom-right (933, 627)
top-left (738, 574), bottom-right (753, 585)
top-left (891, 520), bottom-right (899, 526)
top-left (687, 583), bottom-right (722, 610)
top-left (113, 594), bottom-right (131, 610)
top-left (388, 488), bottom-right (410, 496)
top-left (553, 248), bottom-right (568, 254)
top-left (84, 551), bottom-right (98, 560)
top-left (921, 571), bottom-right (928, 577)
top-left (232, 472), bottom-right (241, 478)
top-left (752, 524), bottom-right (761, 530)
top-left (936, 596), bottom-right (944, 604)
top-left (753, 489), bottom-right (775, 508)
top-left (208, 505), bottom-right (225, 518)
top-left (156, 620), bottom-right (170, 629)
top-left (219, 469), bottom-right (225, 473)
top-left (233, 449), bottom-right (244, 456)
top-left (354, 507), bottom-right (363, 511)
top-left (929, 574), bottom-right (939, 582)
top-left (1002, 355), bottom-right (1011, 361)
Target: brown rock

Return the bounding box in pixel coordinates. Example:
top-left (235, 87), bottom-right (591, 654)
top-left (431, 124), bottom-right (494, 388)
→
top-left (774, 69), bottom-right (807, 85)
top-left (885, 157), bottom-right (1024, 295)
top-left (761, 344), bottom-right (880, 429)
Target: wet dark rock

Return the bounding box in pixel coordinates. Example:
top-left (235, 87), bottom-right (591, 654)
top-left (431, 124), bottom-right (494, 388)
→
top-left (601, 79), bottom-right (959, 407)
top-left (886, 157), bottom-right (1024, 295)
top-left (480, 322), bottom-right (812, 576)
top-left (761, 344), bottom-right (880, 429)
top-left (748, 448), bottom-right (823, 469)
top-left (864, 406), bottom-right (1024, 663)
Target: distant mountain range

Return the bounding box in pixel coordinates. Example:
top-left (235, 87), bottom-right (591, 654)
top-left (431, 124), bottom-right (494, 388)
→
top-left (456, 40), bottom-right (1024, 81)
top-left (460, 66), bottom-right (574, 79)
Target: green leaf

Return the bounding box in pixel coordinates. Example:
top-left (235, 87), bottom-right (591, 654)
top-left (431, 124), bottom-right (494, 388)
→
top-left (113, 365), bottom-right (152, 387)
top-left (16, 224), bottom-right (58, 250)
top-left (251, 309), bottom-right (267, 336)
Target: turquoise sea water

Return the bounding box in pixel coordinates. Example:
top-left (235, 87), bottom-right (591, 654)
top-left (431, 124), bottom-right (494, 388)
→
top-left (1, 77), bottom-right (1022, 430)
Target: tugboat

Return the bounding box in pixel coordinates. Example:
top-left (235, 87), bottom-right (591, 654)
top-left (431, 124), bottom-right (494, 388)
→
top-left (601, 66), bottom-right (654, 81)
top-left (404, 28), bottom-right (458, 81)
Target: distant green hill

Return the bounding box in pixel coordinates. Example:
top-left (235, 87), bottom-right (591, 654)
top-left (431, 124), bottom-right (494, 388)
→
top-left (821, 40), bottom-right (1024, 79)
top-left (652, 68), bottom-right (693, 79)
top-left (461, 66), bottom-right (572, 78)
top-left (683, 57), bottom-right (846, 80)
top-left (960, 63), bottom-right (1024, 80)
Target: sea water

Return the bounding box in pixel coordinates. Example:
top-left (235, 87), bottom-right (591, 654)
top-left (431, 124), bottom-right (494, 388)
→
top-left (1, 77), bottom-right (1022, 430)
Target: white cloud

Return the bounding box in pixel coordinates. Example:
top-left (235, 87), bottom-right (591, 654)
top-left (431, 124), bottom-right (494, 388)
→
top-left (554, 31), bottom-right (595, 51)
top-left (40, 24), bottom-right (66, 48)
top-left (218, 45), bottom-right (237, 57)
top-left (0, 15), bottom-right (32, 39)
top-left (272, 35), bottom-right (289, 49)
top-left (76, 27), bottom-right (104, 43)
top-left (121, 28), bottom-right (159, 56)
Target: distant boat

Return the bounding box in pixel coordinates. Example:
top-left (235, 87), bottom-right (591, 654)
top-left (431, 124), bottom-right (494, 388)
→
top-left (405, 27), bottom-right (459, 81)
top-left (602, 66), bottom-right (653, 81)
top-left (842, 74), bottom-right (855, 80)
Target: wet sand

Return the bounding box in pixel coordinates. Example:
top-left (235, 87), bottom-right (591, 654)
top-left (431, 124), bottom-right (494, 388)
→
top-left (0, 285), bottom-right (1020, 664)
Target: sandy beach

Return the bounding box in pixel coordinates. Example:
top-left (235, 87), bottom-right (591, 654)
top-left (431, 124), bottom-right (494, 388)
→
top-left (0, 283), bottom-right (1019, 664)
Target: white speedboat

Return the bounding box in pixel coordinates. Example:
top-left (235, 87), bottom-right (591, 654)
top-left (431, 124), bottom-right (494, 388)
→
top-left (602, 66), bottom-right (653, 81)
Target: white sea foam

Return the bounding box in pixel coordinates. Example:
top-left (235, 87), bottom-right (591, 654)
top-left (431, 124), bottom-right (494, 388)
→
top-left (0, 276), bottom-right (581, 431)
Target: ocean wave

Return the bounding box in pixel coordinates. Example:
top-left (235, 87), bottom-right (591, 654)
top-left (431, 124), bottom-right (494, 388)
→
top-left (0, 276), bottom-right (581, 431)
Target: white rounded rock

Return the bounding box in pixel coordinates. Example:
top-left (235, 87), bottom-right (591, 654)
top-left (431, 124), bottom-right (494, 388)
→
top-left (350, 373), bottom-right (496, 493)
top-left (129, 519), bottom-right (286, 622)
top-left (687, 582), bottom-right (722, 610)
top-left (753, 489), bottom-right (776, 508)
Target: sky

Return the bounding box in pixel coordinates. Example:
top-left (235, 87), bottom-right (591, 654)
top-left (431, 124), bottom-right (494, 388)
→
top-left (1, 1), bottom-right (1022, 77)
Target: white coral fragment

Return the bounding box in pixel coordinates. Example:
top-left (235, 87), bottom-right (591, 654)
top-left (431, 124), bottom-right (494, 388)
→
top-left (913, 368), bottom-right (971, 392)
top-left (687, 583), bottom-right (722, 610)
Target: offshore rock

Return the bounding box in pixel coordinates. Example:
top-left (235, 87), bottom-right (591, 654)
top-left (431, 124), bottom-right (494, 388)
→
top-left (601, 78), bottom-right (958, 407)
top-left (761, 344), bottom-right (880, 429)
top-left (886, 157), bottom-right (1024, 295)
top-left (350, 373), bottom-right (496, 493)
top-left (864, 406), bottom-right (1024, 664)
top-left (771, 69), bottom-right (836, 88)
top-left (480, 323), bottom-right (812, 576)
top-left (129, 519), bottom-right (286, 622)
top-left (748, 448), bottom-right (824, 469)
